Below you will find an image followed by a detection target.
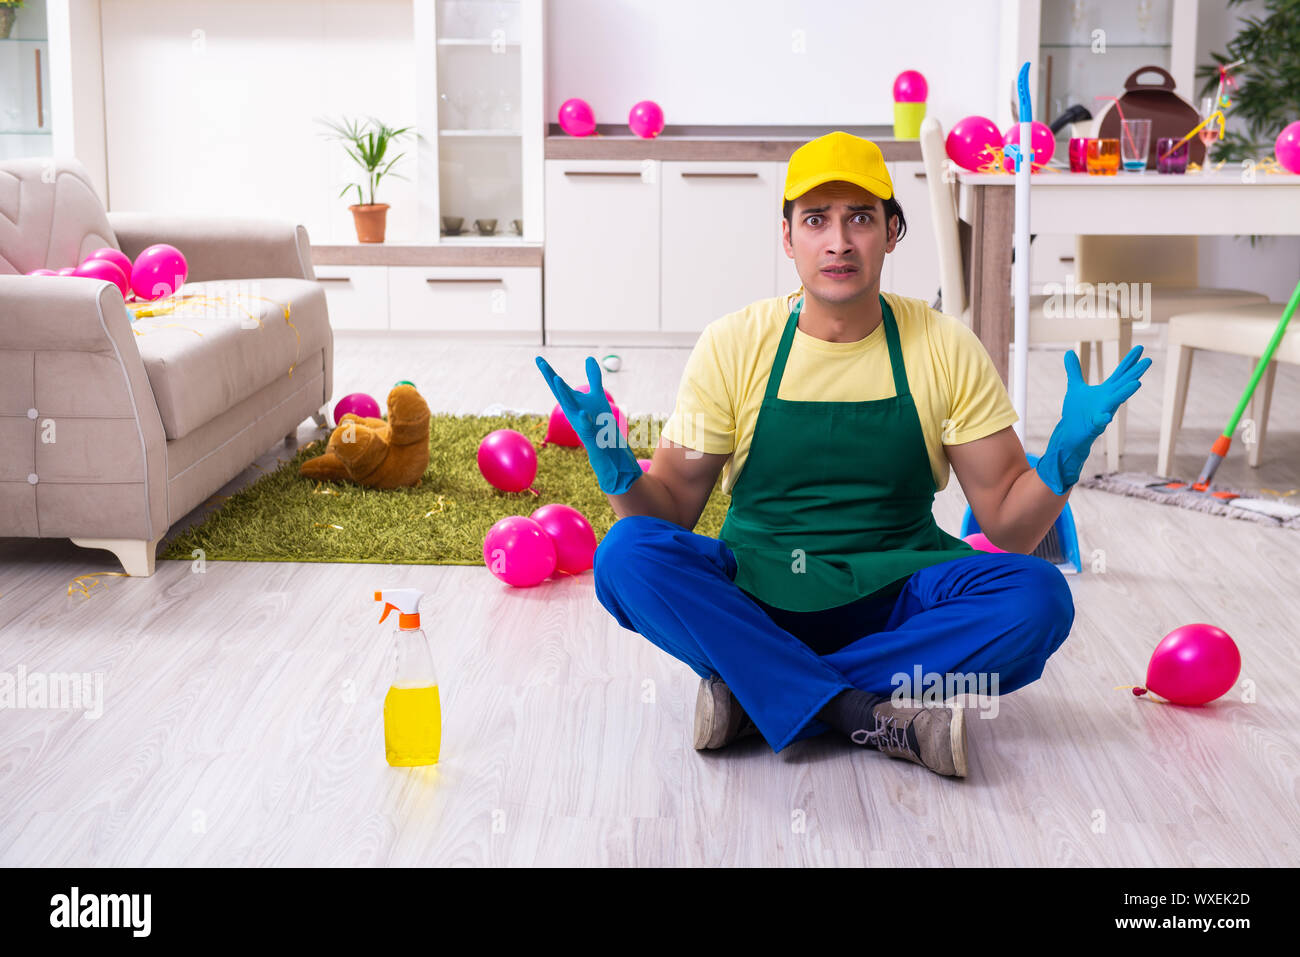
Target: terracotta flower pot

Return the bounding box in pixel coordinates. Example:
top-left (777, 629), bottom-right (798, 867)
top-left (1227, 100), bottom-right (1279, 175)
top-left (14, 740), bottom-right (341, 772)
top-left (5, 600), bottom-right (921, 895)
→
top-left (349, 203), bottom-right (390, 243)
top-left (0, 8), bottom-right (17, 40)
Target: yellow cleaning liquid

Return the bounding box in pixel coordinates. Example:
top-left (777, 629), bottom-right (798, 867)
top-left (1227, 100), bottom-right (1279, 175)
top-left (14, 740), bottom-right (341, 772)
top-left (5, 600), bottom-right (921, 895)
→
top-left (384, 684), bottom-right (441, 766)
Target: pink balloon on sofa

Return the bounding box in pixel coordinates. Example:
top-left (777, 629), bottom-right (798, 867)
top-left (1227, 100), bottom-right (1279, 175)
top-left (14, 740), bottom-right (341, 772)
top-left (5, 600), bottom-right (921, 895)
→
top-left (478, 428), bottom-right (538, 493)
top-left (558, 98), bottom-right (596, 137)
top-left (1002, 121), bottom-right (1055, 172)
top-left (74, 258), bottom-right (130, 298)
top-left (333, 392), bottom-right (381, 426)
top-left (26, 268), bottom-right (58, 276)
top-left (56, 267), bottom-right (78, 276)
top-left (945, 116), bottom-right (1002, 172)
top-left (483, 516), bottom-right (557, 587)
top-left (529, 502), bottom-right (597, 575)
top-left (628, 100), bottom-right (664, 139)
top-left (130, 243), bottom-right (188, 301)
top-left (86, 247), bottom-right (133, 285)
top-left (963, 532), bottom-right (1005, 553)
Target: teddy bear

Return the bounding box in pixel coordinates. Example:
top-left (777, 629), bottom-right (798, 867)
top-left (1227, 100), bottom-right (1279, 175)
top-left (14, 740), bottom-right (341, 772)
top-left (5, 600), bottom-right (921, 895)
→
top-left (300, 384), bottom-right (431, 488)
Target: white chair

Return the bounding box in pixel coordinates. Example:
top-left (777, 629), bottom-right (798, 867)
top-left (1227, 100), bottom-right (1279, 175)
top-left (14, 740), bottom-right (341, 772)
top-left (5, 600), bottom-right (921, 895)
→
top-left (1157, 302), bottom-right (1298, 478)
top-left (919, 115), bottom-right (1129, 471)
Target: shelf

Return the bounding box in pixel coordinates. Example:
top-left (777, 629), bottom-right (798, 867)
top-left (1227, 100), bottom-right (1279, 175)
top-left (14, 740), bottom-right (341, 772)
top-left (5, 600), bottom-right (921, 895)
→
top-left (437, 38), bottom-right (520, 46)
top-left (439, 129), bottom-right (521, 137)
top-left (0, 37), bottom-right (49, 43)
top-left (0, 130), bottom-right (52, 136)
top-left (1040, 42), bottom-right (1171, 49)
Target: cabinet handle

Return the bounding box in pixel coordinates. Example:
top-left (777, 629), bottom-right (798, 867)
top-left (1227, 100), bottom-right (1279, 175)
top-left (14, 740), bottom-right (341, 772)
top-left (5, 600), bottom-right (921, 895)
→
top-left (316, 276), bottom-right (352, 283)
top-left (35, 48), bottom-right (43, 129)
top-left (679, 171), bottom-right (760, 178)
top-left (425, 277), bottom-right (503, 284)
top-left (1059, 256), bottom-right (1075, 263)
top-left (563, 171), bottom-right (643, 177)
top-left (914, 171), bottom-right (927, 180)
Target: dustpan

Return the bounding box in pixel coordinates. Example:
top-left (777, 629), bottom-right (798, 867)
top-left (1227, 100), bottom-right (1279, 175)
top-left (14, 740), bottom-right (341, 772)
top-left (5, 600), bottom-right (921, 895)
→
top-left (958, 62), bottom-right (1082, 575)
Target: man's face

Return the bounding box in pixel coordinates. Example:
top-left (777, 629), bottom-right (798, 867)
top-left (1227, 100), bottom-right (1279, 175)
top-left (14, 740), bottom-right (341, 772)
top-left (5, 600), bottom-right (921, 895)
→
top-left (782, 180), bottom-right (897, 306)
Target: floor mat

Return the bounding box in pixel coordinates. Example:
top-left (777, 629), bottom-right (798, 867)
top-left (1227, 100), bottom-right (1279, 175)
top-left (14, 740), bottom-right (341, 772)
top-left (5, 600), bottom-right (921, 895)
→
top-left (1077, 471), bottom-right (1300, 530)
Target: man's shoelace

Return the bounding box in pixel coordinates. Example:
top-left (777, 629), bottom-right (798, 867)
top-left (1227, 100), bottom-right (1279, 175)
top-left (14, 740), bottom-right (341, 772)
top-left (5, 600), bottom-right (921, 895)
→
top-left (851, 712), bottom-right (913, 753)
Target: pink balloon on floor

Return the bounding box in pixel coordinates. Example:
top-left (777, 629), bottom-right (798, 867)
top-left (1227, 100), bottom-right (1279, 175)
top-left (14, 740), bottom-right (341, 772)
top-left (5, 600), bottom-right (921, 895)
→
top-left (637, 458), bottom-right (652, 472)
top-left (26, 268), bottom-right (58, 276)
top-left (1143, 624), bottom-right (1241, 706)
top-left (130, 243), bottom-right (188, 301)
top-left (628, 100), bottom-right (664, 139)
top-left (963, 532), bottom-right (1005, 553)
top-left (530, 503), bottom-right (597, 575)
top-left (74, 258), bottom-right (130, 298)
top-left (558, 98), bottom-right (596, 137)
top-left (483, 516), bottom-right (557, 587)
top-left (478, 429), bottom-right (538, 493)
top-left (543, 385), bottom-right (624, 447)
top-left (333, 392), bottom-right (381, 425)
top-left (86, 247), bottom-right (133, 283)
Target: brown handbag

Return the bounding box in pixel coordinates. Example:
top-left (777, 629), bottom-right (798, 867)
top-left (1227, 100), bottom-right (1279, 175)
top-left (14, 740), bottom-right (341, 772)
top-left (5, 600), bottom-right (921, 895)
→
top-left (1096, 65), bottom-right (1206, 168)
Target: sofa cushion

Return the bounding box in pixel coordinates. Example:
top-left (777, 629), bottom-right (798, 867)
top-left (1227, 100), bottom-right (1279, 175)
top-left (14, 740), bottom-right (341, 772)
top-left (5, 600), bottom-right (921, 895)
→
top-left (0, 159), bottom-right (118, 274)
top-left (131, 278), bottom-right (330, 441)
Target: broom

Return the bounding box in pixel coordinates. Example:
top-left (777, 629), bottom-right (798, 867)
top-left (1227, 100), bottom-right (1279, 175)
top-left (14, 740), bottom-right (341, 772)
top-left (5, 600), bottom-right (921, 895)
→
top-left (1161, 278), bottom-right (1300, 494)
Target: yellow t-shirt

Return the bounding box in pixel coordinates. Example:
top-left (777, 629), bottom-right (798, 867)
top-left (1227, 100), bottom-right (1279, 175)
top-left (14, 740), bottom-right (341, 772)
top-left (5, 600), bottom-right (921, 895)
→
top-left (660, 288), bottom-right (1019, 495)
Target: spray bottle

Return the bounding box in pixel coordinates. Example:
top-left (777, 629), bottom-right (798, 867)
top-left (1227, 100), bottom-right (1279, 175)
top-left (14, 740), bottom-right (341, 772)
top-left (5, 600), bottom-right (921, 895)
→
top-left (374, 588), bottom-right (441, 767)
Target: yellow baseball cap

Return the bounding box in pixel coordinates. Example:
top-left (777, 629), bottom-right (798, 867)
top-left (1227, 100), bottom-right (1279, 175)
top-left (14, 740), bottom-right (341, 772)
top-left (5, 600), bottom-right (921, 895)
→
top-left (783, 131), bottom-right (894, 202)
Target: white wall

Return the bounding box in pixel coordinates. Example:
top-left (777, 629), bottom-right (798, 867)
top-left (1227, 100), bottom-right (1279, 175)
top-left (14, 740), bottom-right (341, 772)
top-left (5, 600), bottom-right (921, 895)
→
top-left (1194, 0), bottom-right (1300, 303)
top-left (545, 0), bottom-right (1006, 129)
top-left (101, 0), bottom-right (418, 244)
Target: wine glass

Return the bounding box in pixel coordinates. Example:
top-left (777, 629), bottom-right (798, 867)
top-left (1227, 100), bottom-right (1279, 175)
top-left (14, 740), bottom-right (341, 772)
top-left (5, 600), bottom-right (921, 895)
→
top-left (1198, 96), bottom-right (1221, 175)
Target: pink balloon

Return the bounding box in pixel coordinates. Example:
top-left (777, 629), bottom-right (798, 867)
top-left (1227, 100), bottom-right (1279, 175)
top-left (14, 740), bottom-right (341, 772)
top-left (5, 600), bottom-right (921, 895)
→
top-left (478, 429), bottom-right (538, 493)
top-left (542, 386), bottom-right (624, 447)
top-left (1275, 121), bottom-right (1300, 174)
top-left (1144, 624), bottom-right (1241, 706)
top-left (56, 267), bottom-right (78, 276)
top-left (628, 100), bottom-right (664, 139)
top-left (1002, 121), bottom-right (1056, 172)
top-left (333, 392), bottom-right (381, 426)
top-left (963, 532), bottom-right (1005, 553)
top-left (530, 502), bottom-right (597, 575)
top-left (483, 516), bottom-right (557, 587)
top-left (893, 70), bottom-right (928, 103)
top-left (86, 247), bottom-right (133, 284)
top-left (26, 269), bottom-right (58, 276)
top-left (74, 258), bottom-right (130, 298)
top-left (945, 115), bottom-right (1002, 172)
top-left (129, 243), bottom-right (188, 301)
top-left (558, 98), bottom-right (596, 137)
top-left (637, 458), bottom-right (652, 472)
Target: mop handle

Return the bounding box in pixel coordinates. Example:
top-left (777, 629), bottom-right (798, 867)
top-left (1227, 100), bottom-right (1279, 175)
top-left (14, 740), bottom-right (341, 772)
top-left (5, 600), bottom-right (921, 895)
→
top-left (1221, 278), bottom-right (1300, 439)
top-left (1011, 62), bottom-right (1032, 442)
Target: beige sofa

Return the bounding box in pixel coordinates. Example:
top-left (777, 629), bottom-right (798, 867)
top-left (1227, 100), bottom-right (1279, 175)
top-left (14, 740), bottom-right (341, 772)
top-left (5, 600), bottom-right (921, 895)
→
top-left (0, 158), bottom-right (333, 576)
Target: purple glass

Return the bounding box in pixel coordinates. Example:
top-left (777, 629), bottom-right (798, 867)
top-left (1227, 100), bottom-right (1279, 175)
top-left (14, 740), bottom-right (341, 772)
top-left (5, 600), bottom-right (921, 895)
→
top-left (1157, 136), bottom-right (1189, 174)
top-left (1069, 137), bottom-right (1089, 173)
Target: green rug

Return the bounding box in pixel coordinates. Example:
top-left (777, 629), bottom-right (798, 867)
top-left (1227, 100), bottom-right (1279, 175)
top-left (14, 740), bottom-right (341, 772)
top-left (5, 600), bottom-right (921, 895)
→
top-left (161, 413), bottom-right (731, 564)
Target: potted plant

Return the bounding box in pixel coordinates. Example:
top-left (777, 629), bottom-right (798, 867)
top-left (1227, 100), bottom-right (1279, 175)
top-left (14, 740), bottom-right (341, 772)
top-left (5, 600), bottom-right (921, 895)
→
top-left (318, 116), bottom-right (413, 244)
top-left (0, 2), bottom-right (25, 41)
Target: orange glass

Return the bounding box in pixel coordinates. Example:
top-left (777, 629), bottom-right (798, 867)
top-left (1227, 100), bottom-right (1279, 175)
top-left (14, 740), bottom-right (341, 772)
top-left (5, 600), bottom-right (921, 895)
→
top-left (1086, 138), bottom-right (1120, 175)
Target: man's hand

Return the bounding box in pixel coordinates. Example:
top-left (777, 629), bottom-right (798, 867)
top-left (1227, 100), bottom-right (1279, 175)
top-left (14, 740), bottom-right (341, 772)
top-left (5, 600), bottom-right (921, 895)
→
top-left (1037, 345), bottom-right (1152, 495)
top-left (535, 355), bottom-right (643, 495)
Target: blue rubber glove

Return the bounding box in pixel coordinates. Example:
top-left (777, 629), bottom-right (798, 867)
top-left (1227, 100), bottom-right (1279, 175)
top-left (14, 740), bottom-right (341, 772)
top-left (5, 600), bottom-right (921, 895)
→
top-left (1036, 345), bottom-right (1153, 495)
top-left (535, 355), bottom-right (643, 495)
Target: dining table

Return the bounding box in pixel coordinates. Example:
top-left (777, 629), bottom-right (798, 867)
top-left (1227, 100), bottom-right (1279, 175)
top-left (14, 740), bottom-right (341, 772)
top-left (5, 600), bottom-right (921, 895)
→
top-left (954, 168), bottom-right (1300, 386)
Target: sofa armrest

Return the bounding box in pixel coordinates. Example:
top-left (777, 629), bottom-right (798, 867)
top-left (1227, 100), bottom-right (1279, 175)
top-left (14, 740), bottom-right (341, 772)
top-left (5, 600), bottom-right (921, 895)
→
top-left (0, 275), bottom-right (169, 542)
top-left (107, 212), bottom-right (317, 283)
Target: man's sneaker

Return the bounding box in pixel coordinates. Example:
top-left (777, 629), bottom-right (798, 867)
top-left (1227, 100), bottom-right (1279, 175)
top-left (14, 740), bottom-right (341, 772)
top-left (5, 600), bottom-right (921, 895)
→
top-left (851, 698), bottom-right (967, 778)
top-left (693, 676), bottom-right (760, 750)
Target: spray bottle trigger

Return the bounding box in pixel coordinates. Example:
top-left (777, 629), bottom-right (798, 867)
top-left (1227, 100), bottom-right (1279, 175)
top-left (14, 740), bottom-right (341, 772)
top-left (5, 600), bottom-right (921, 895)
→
top-left (378, 602), bottom-right (400, 624)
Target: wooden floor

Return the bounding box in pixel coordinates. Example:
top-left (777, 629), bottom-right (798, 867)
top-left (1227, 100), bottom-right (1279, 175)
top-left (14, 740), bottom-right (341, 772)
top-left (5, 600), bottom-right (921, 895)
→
top-left (2, 326), bottom-right (1298, 866)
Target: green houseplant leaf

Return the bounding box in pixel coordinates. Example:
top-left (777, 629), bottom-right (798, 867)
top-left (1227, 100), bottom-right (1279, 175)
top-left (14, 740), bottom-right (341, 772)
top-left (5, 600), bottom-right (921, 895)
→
top-left (318, 115), bottom-right (415, 206)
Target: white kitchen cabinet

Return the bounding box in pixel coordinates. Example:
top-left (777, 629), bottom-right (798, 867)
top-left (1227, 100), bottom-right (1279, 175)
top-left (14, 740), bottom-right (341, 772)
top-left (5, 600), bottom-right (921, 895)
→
top-left (774, 170), bottom-right (801, 298)
top-left (888, 160), bottom-right (940, 307)
top-left (543, 159), bottom-right (661, 339)
top-left (661, 161), bottom-right (776, 333)
top-left (313, 265), bottom-right (390, 331)
top-left (1028, 233), bottom-right (1076, 295)
top-left (388, 265), bottom-right (540, 338)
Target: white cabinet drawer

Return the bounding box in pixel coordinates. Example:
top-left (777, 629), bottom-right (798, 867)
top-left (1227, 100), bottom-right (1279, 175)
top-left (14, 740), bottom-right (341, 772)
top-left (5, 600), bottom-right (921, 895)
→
top-left (388, 265), bottom-right (541, 337)
top-left (314, 265), bottom-right (388, 331)
top-left (661, 161), bottom-right (776, 332)
top-left (1029, 234), bottom-right (1077, 294)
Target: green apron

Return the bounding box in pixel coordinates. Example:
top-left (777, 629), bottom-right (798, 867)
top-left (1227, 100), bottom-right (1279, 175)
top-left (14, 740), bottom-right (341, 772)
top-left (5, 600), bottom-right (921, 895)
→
top-left (718, 294), bottom-right (977, 613)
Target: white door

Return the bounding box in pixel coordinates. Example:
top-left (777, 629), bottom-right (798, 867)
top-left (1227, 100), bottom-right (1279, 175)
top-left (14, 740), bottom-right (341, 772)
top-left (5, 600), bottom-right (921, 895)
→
top-left (543, 159), bottom-right (660, 336)
top-left (661, 162), bottom-right (777, 332)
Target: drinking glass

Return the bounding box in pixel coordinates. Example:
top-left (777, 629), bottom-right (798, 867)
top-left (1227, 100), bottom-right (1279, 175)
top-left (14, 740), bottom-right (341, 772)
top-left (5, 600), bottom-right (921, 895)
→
top-left (1156, 136), bottom-right (1188, 174)
top-left (1086, 138), bottom-right (1119, 175)
top-left (1068, 137), bottom-right (1089, 173)
top-left (1198, 96), bottom-right (1221, 175)
top-left (1120, 118), bottom-right (1151, 171)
